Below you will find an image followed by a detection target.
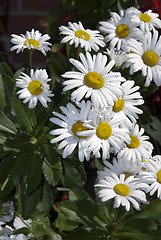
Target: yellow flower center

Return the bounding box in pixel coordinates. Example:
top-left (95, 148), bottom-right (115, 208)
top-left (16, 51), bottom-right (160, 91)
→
top-left (114, 183), bottom-right (130, 196)
top-left (75, 30), bottom-right (90, 41)
top-left (122, 172), bottom-right (132, 179)
top-left (116, 24), bottom-right (129, 38)
top-left (157, 169), bottom-right (161, 183)
top-left (113, 97), bottom-right (125, 112)
top-left (126, 136), bottom-right (140, 149)
top-left (24, 39), bottom-right (40, 48)
top-left (72, 121), bottom-right (89, 138)
top-left (140, 13), bottom-right (151, 22)
top-left (142, 51), bottom-right (159, 67)
top-left (84, 72), bottom-right (104, 89)
top-left (96, 122), bottom-right (112, 140)
top-left (141, 158), bottom-right (146, 170)
top-left (28, 80), bottom-right (43, 95)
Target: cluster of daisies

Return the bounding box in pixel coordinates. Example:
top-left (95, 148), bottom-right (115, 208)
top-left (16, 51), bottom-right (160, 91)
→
top-left (10, 6), bottom-right (161, 212)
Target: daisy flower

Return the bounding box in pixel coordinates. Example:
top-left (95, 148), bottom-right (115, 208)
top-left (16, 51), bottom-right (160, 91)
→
top-left (112, 80), bottom-right (144, 128)
top-left (104, 48), bottom-right (127, 68)
top-left (124, 30), bottom-right (161, 86)
top-left (95, 172), bottom-right (148, 211)
top-left (127, 7), bottom-right (161, 33)
top-left (10, 29), bottom-right (52, 55)
top-left (59, 21), bottom-right (105, 52)
top-left (50, 101), bottom-right (93, 162)
top-left (118, 123), bottom-right (153, 163)
top-left (98, 156), bottom-right (142, 180)
top-left (16, 69), bottom-right (54, 109)
top-left (99, 10), bottom-right (142, 50)
top-left (140, 155), bottom-right (161, 199)
top-left (77, 107), bottom-right (131, 160)
top-left (62, 52), bottom-right (125, 108)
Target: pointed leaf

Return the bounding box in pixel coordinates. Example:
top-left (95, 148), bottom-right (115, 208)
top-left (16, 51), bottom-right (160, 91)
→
top-left (42, 144), bottom-right (62, 185)
top-left (12, 94), bottom-right (32, 132)
top-left (21, 186), bottom-right (41, 219)
top-left (0, 109), bottom-right (17, 134)
top-left (42, 182), bottom-right (53, 214)
top-left (25, 150), bottom-right (43, 195)
top-left (0, 62), bottom-right (13, 77)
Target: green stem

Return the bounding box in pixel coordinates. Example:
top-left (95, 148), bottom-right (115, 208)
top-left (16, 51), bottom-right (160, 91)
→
top-left (32, 108), bottom-right (36, 133)
top-left (29, 50), bottom-right (33, 69)
top-left (114, 208), bottom-right (117, 222)
top-left (18, 215), bottom-right (38, 239)
top-left (101, 202), bottom-right (113, 227)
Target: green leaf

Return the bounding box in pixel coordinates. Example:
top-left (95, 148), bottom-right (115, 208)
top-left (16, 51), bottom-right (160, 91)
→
top-left (0, 62), bottom-right (13, 77)
top-left (48, 58), bottom-right (65, 76)
top-left (12, 94), bottom-right (32, 132)
top-left (42, 182), bottom-right (53, 214)
top-left (0, 109), bottom-right (17, 134)
top-left (0, 153), bottom-right (26, 198)
top-left (56, 200), bottom-right (83, 223)
top-left (142, 116), bottom-right (161, 144)
top-left (42, 226), bottom-right (62, 240)
top-left (0, 74), bottom-right (6, 110)
top-left (61, 160), bottom-right (84, 189)
top-left (25, 150), bottom-right (43, 195)
top-left (42, 144), bottom-right (62, 185)
top-left (64, 228), bottom-right (107, 240)
top-left (21, 186), bottom-right (41, 219)
top-left (115, 231), bottom-right (161, 240)
top-left (1, 74), bottom-right (15, 114)
top-left (121, 218), bottom-right (157, 233)
top-left (133, 199), bottom-right (161, 219)
top-left (14, 227), bottom-right (31, 235)
top-left (55, 211), bottom-right (80, 231)
top-left (141, 84), bottom-right (158, 98)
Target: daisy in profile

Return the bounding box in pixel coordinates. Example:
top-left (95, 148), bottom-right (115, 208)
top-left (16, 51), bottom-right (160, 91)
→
top-left (140, 155), bottom-right (161, 199)
top-left (99, 10), bottom-right (142, 50)
top-left (98, 156), bottom-right (142, 180)
top-left (50, 101), bottom-right (94, 162)
top-left (118, 123), bottom-right (153, 163)
top-left (95, 172), bottom-right (148, 211)
top-left (10, 29), bottom-right (52, 55)
top-left (16, 69), bottom-right (54, 109)
top-left (127, 7), bottom-right (161, 33)
top-left (59, 21), bottom-right (105, 52)
top-left (124, 30), bottom-right (161, 86)
top-left (77, 107), bottom-right (131, 160)
top-left (105, 48), bottom-right (127, 68)
top-left (62, 52), bottom-right (125, 108)
top-left (112, 80), bottom-right (144, 128)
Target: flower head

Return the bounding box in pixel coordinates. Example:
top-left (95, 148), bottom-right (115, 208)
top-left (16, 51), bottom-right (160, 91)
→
top-left (118, 123), bottom-right (153, 163)
top-left (127, 7), bottom-right (161, 33)
top-left (62, 52), bottom-right (125, 108)
top-left (95, 172), bottom-right (148, 211)
top-left (50, 101), bottom-right (92, 162)
top-left (140, 155), bottom-right (161, 199)
top-left (16, 69), bottom-right (54, 109)
top-left (124, 30), bottom-right (161, 86)
top-left (113, 80), bottom-right (144, 128)
top-left (77, 107), bottom-right (131, 160)
top-left (10, 29), bottom-right (52, 55)
top-left (59, 21), bottom-right (105, 52)
top-left (98, 156), bottom-right (142, 180)
top-left (99, 10), bottom-right (142, 50)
